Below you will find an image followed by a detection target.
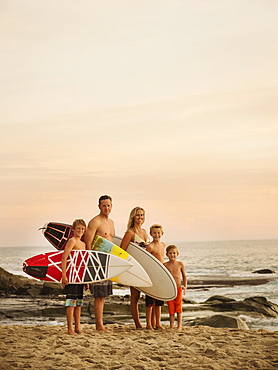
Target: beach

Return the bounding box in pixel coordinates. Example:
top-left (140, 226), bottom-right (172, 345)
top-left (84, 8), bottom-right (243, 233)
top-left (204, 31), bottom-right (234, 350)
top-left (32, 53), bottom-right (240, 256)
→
top-left (1, 324), bottom-right (277, 370)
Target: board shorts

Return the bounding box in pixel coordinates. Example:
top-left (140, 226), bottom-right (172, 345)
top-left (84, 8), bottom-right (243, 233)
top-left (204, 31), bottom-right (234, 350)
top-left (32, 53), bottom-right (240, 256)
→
top-left (90, 280), bottom-right (112, 298)
top-left (167, 286), bottom-right (183, 315)
top-left (65, 284), bottom-right (84, 307)
top-left (146, 295), bottom-right (164, 307)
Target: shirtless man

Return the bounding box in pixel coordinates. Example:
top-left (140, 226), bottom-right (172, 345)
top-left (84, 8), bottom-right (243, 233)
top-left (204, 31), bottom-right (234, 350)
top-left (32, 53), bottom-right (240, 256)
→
top-left (84, 195), bottom-right (115, 331)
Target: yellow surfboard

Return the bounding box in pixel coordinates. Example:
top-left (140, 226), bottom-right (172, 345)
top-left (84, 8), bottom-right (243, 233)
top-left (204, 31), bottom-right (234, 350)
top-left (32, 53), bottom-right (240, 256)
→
top-left (91, 235), bottom-right (152, 287)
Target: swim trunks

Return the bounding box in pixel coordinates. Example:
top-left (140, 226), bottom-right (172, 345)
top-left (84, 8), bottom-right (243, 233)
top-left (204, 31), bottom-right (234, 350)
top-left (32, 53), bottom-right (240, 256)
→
top-left (65, 284), bottom-right (84, 307)
top-left (166, 286), bottom-right (183, 315)
top-left (90, 280), bottom-right (112, 298)
top-left (146, 295), bottom-right (164, 307)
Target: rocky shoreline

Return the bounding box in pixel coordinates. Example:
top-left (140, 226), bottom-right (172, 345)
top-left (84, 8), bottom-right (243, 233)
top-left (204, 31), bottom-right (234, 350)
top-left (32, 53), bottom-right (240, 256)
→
top-left (0, 267), bottom-right (277, 330)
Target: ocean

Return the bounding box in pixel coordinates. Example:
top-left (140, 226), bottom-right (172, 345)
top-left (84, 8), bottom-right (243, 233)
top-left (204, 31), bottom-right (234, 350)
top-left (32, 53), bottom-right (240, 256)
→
top-left (0, 239), bottom-right (277, 331)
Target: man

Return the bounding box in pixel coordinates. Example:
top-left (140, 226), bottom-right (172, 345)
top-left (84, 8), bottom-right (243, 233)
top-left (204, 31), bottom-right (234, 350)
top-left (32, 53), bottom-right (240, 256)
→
top-left (84, 195), bottom-right (115, 331)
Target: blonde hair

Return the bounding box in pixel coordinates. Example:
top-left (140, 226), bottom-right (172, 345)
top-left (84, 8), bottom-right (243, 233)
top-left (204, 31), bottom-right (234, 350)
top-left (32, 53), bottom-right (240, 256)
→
top-left (150, 224), bottom-right (163, 233)
top-left (127, 206), bottom-right (145, 230)
top-left (72, 219), bottom-right (86, 230)
top-left (166, 245), bottom-right (178, 253)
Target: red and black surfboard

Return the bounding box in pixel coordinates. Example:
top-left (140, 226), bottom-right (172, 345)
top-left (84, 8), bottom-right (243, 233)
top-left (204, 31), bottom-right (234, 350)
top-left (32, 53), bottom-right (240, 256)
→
top-left (23, 250), bottom-right (131, 284)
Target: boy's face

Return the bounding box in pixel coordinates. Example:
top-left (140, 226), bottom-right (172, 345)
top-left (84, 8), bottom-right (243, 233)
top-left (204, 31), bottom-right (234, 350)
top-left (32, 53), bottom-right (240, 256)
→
top-left (166, 248), bottom-right (179, 261)
top-left (73, 224), bottom-right (86, 237)
top-left (99, 199), bottom-right (112, 216)
top-left (150, 228), bottom-right (163, 241)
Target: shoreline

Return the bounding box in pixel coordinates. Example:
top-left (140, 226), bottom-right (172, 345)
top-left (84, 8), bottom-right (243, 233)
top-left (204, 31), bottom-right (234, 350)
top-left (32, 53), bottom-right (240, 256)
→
top-left (1, 292), bottom-right (278, 332)
top-left (1, 268), bottom-right (277, 331)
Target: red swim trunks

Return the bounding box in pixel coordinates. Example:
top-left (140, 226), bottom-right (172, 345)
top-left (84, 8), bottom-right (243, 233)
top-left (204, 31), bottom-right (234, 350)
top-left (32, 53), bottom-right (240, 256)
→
top-left (167, 286), bottom-right (183, 315)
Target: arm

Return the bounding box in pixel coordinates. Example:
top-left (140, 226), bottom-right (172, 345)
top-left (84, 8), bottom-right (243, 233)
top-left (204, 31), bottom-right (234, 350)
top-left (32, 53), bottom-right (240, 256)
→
top-left (180, 262), bottom-right (187, 295)
top-left (146, 243), bottom-right (153, 254)
top-left (120, 230), bottom-right (134, 251)
top-left (84, 218), bottom-right (99, 250)
top-left (61, 239), bottom-right (75, 285)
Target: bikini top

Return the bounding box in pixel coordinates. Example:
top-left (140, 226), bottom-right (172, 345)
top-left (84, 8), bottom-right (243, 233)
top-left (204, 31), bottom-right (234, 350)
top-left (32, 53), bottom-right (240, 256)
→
top-left (134, 233), bottom-right (149, 248)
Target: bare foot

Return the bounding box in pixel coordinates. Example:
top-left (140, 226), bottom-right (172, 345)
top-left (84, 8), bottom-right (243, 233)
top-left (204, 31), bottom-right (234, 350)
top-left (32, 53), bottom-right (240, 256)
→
top-left (67, 331), bottom-right (77, 335)
top-left (155, 326), bottom-right (164, 330)
top-left (177, 327), bottom-right (182, 331)
top-left (75, 330), bottom-right (84, 334)
top-left (96, 326), bottom-right (112, 332)
top-left (145, 326), bottom-right (154, 331)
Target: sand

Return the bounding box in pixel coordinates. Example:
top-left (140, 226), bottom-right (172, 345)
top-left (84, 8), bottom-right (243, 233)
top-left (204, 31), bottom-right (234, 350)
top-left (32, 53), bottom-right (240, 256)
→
top-left (0, 324), bottom-right (277, 370)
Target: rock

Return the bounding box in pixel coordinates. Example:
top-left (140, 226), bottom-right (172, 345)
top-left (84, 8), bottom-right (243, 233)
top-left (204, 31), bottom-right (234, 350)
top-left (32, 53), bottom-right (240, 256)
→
top-left (193, 314), bottom-right (249, 329)
top-left (0, 267), bottom-right (37, 295)
top-left (252, 269), bottom-right (276, 274)
top-left (205, 295), bottom-right (236, 303)
top-left (41, 282), bottom-right (64, 296)
top-left (242, 297), bottom-right (278, 317)
top-left (199, 295), bottom-right (278, 318)
top-left (0, 267), bottom-right (64, 297)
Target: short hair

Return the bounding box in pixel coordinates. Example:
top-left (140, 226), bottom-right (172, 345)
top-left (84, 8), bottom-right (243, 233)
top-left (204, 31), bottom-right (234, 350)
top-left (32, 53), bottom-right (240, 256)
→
top-left (166, 245), bottom-right (178, 253)
top-left (150, 224), bottom-right (163, 233)
top-left (72, 219), bottom-right (86, 230)
top-left (127, 206), bottom-right (145, 230)
top-left (99, 195), bottom-right (112, 205)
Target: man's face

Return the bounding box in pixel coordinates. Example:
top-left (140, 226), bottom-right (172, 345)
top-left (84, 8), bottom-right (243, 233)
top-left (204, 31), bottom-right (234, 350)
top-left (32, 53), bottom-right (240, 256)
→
top-left (99, 199), bottom-right (112, 216)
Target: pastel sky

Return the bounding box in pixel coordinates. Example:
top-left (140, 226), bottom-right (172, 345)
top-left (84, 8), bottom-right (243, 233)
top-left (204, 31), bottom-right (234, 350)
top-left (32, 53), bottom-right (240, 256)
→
top-left (1, 0), bottom-right (278, 247)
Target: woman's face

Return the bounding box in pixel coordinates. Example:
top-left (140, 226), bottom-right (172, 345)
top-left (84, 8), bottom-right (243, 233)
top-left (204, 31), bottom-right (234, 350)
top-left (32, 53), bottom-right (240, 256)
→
top-left (134, 209), bottom-right (145, 225)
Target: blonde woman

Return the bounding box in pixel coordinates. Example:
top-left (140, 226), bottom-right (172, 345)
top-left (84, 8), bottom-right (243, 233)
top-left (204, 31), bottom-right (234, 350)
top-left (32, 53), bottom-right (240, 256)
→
top-left (120, 206), bottom-right (149, 328)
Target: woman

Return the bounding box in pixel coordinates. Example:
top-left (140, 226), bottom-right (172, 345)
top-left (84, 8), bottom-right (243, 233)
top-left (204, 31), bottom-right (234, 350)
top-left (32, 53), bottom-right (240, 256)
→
top-left (120, 206), bottom-right (149, 328)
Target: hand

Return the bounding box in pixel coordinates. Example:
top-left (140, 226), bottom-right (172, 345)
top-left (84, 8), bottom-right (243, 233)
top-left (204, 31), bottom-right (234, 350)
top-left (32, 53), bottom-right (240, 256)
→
top-left (62, 276), bottom-right (68, 285)
top-left (139, 242), bottom-right (146, 248)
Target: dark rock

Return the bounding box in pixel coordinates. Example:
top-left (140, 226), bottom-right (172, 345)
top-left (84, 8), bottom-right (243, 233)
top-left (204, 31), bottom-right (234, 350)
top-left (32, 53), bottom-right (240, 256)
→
top-left (252, 269), bottom-right (276, 274)
top-left (0, 267), bottom-right (37, 295)
top-left (242, 297), bottom-right (278, 317)
top-left (193, 314), bottom-right (249, 330)
top-left (182, 298), bottom-right (197, 304)
top-left (205, 295), bottom-right (236, 303)
top-left (41, 282), bottom-right (64, 296)
top-left (0, 267), bottom-right (64, 297)
top-left (199, 296), bottom-right (278, 318)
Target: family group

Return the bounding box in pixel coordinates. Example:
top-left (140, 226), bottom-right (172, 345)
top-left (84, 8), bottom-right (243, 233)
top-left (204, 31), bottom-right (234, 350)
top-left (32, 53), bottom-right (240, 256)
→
top-left (61, 195), bottom-right (187, 335)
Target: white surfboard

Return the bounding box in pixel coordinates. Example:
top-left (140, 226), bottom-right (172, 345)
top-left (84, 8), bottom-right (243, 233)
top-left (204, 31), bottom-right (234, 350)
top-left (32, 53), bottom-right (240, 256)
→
top-left (92, 235), bottom-right (152, 288)
top-left (113, 236), bottom-right (177, 301)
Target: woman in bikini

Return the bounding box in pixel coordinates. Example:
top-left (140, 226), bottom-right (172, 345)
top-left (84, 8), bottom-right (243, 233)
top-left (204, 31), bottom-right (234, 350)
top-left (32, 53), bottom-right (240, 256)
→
top-left (120, 206), bottom-right (149, 328)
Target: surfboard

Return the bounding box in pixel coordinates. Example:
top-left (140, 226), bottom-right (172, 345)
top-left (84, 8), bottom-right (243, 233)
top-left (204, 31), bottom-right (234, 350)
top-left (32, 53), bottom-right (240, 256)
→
top-left (23, 250), bottom-right (132, 284)
top-left (91, 235), bottom-right (152, 287)
top-left (113, 236), bottom-right (177, 301)
top-left (40, 222), bottom-right (73, 250)
top-left (40, 222), bottom-right (152, 287)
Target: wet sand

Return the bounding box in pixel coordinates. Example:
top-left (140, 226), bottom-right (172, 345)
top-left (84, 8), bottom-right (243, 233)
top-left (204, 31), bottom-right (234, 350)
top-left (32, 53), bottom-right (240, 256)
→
top-left (1, 324), bottom-right (277, 369)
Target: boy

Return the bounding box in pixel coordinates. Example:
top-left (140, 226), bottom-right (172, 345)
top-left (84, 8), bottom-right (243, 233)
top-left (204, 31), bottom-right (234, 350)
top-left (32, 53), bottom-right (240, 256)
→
top-left (145, 224), bottom-right (166, 330)
top-left (62, 219), bottom-right (87, 335)
top-left (164, 245), bottom-right (187, 330)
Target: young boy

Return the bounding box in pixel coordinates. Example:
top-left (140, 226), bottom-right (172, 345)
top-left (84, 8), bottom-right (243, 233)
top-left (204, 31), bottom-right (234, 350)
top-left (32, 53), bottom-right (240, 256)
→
top-left (164, 245), bottom-right (187, 330)
top-left (62, 219), bottom-right (87, 335)
top-left (145, 224), bottom-right (166, 330)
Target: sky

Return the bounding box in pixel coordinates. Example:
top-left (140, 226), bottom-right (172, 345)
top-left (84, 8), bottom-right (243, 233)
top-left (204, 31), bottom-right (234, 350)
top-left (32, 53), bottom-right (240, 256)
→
top-left (1, 0), bottom-right (278, 247)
